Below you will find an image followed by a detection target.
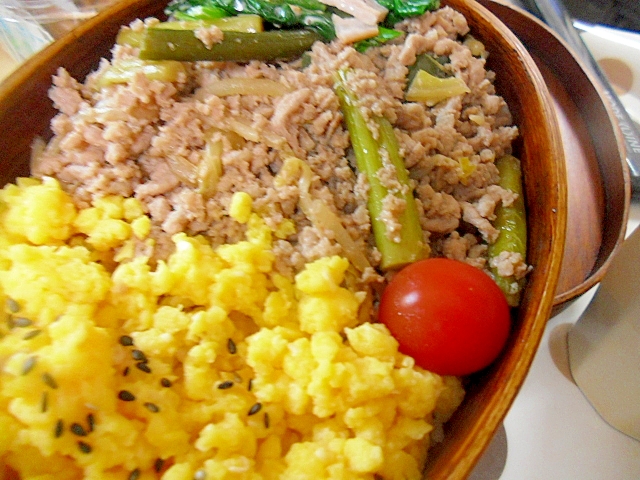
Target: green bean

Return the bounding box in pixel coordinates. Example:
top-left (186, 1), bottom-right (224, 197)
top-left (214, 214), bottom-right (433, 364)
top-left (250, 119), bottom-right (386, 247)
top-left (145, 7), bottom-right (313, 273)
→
top-left (117, 15), bottom-right (264, 48)
top-left (334, 70), bottom-right (427, 271)
top-left (488, 154), bottom-right (527, 306)
top-left (139, 28), bottom-right (320, 62)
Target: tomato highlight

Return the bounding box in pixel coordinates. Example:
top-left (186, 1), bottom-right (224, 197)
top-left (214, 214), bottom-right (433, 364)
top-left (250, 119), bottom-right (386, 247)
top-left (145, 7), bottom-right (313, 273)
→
top-left (378, 258), bottom-right (511, 376)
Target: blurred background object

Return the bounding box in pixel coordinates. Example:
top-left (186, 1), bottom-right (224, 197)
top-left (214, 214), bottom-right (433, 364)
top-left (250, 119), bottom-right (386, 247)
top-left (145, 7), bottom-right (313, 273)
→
top-left (0, 0), bottom-right (117, 81)
top-left (564, 0), bottom-right (640, 32)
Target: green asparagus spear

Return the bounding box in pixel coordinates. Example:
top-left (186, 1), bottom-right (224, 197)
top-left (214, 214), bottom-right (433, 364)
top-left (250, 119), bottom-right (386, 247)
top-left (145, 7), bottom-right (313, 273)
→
top-left (488, 154), bottom-right (528, 306)
top-left (139, 28), bottom-right (320, 62)
top-left (334, 70), bottom-right (427, 271)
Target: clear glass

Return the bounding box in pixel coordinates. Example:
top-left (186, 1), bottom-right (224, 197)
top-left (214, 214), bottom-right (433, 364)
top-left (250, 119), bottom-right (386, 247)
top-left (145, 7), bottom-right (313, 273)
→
top-left (0, 0), bottom-right (117, 62)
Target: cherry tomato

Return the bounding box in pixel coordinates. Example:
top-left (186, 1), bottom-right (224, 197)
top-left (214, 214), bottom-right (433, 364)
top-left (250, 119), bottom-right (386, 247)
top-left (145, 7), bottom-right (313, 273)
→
top-left (378, 258), bottom-right (511, 376)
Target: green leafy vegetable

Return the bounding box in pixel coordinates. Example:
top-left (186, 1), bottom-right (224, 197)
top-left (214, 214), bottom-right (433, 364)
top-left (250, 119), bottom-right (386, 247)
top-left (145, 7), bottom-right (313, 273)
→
top-left (377, 0), bottom-right (441, 26)
top-left (353, 26), bottom-right (403, 53)
top-left (166, 0), bottom-right (336, 40)
top-left (407, 53), bottom-right (449, 84)
top-left (167, 2), bottom-right (229, 21)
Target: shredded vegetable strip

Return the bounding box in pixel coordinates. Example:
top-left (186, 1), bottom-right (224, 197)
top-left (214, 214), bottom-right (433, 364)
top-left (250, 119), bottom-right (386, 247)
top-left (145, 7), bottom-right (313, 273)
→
top-left (277, 157), bottom-right (372, 272)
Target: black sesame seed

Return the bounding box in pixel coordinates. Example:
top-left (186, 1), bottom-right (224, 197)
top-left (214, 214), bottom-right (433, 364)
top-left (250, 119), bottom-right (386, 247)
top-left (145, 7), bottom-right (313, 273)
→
top-left (12, 317), bottom-right (33, 328)
top-left (135, 362), bottom-right (151, 373)
top-left (160, 378), bottom-right (172, 388)
top-left (23, 329), bottom-right (42, 340)
top-left (119, 335), bottom-right (134, 347)
top-left (123, 366), bottom-right (130, 376)
top-left (154, 458), bottom-right (165, 473)
top-left (247, 378), bottom-right (253, 391)
top-left (264, 412), bottom-right (270, 429)
top-left (54, 419), bottom-right (64, 438)
top-left (248, 402), bottom-right (262, 416)
top-left (217, 381), bottom-right (234, 390)
top-left (129, 468), bottom-right (140, 480)
top-left (87, 413), bottom-right (95, 432)
top-left (227, 338), bottom-right (237, 354)
top-left (41, 391), bottom-right (48, 413)
top-left (144, 402), bottom-right (160, 413)
top-left (22, 355), bottom-right (37, 375)
top-left (42, 372), bottom-right (58, 389)
top-left (78, 441), bottom-right (92, 453)
top-left (70, 422), bottom-right (88, 436)
top-left (7, 298), bottom-right (20, 313)
top-left (131, 349), bottom-right (147, 362)
top-left (118, 390), bottom-right (136, 402)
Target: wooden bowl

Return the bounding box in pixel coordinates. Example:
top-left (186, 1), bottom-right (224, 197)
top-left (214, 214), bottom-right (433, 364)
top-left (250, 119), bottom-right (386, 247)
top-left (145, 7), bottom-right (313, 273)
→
top-left (0, 1), bottom-right (566, 478)
top-left (478, 0), bottom-right (630, 313)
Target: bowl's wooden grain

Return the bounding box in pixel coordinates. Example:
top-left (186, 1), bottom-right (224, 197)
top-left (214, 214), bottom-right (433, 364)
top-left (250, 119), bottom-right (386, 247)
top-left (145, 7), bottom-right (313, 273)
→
top-left (0, 1), bottom-right (567, 478)
top-left (421, 2), bottom-right (567, 477)
top-left (478, 0), bottom-right (630, 310)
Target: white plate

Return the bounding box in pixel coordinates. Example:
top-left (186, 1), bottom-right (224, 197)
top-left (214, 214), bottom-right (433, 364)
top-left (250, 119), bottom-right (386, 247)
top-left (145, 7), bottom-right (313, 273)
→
top-left (578, 21), bottom-right (640, 128)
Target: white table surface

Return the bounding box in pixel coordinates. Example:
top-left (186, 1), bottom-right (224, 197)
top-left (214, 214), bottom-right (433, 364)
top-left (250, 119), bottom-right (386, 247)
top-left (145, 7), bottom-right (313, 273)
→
top-left (471, 201), bottom-right (640, 479)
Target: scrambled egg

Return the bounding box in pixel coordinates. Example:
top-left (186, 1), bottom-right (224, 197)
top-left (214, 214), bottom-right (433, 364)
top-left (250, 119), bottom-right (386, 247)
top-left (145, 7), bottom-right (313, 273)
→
top-left (0, 178), bottom-right (464, 480)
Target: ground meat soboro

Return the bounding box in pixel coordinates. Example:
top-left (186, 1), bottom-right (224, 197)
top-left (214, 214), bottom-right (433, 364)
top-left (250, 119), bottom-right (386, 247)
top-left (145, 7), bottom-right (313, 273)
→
top-left (32, 6), bottom-right (525, 293)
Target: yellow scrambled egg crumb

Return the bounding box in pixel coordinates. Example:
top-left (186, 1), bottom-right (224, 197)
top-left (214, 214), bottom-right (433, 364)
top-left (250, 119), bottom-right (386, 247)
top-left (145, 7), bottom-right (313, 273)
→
top-left (0, 178), bottom-right (464, 480)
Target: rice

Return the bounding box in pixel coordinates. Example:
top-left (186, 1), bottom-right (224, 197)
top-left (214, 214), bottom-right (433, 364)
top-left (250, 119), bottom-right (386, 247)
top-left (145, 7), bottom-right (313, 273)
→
top-left (1, 4), bottom-right (525, 478)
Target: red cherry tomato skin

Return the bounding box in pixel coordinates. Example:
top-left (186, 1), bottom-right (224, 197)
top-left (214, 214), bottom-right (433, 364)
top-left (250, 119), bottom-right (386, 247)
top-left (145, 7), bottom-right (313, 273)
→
top-left (378, 258), bottom-right (511, 376)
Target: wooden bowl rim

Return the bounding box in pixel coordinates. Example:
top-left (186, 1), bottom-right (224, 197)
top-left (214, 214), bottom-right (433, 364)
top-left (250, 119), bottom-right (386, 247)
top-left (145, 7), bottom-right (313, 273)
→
top-left (481, 0), bottom-right (631, 308)
top-left (0, 1), bottom-right (568, 478)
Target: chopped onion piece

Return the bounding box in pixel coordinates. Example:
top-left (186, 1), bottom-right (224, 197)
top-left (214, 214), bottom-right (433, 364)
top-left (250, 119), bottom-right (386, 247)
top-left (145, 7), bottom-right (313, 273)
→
top-left (166, 154), bottom-right (198, 186)
top-left (463, 35), bottom-right (488, 59)
top-left (280, 156), bottom-right (372, 272)
top-left (204, 78), bottom-right (291, 97)
top-left (332, 14), bottom-right (379, 44)
top-left (225, 118), bottom-right (287, 150)
top-left (29, 136), bottom-right (47, 176)
top-left (319, 0), bottom-right (387, 25)
top-left (226, 118), bottom-right (260, 143)
top-left (198, 139), bottom-right (223, 197)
